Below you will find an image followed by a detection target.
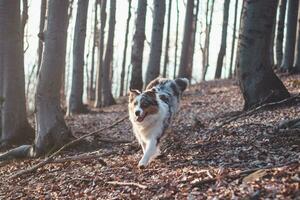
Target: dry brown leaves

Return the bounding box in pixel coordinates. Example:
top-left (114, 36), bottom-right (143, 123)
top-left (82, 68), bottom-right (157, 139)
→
top-left (0, 75), bottom-right (299, 199)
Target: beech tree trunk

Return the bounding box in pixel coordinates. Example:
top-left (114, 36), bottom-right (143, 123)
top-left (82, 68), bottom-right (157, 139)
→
top-left (162, 0), bottom-right (172, 78)
top-left (293, 5), bottom-right (300, 73)
top-left (145, 0), bottom-right (166, 85)
top-left (35, 0), bottom-right (72, 155)
top-left (275, 0), bottom-right (287, 68)
top-left (173, 0), bottom-right (179, 79)
top-left (201, 0), bottom-right (215, 81)
top-left (0, 0), bottom-right (33, 145)
top-left (94, 0), bottom-right (107, 108)
top-left (37, 0), bottom-right (47, 76)
top-left (89, 0), bottom-right (99, 101)
top-left (119, 0), bottom-right (132, 96)
top-left (237, 0), bottom-right (290, 110)
top-left (228, 0), bottom-right (238, 78)
top-left (102, 0), bottom-right (116, 106)
top-left (280, 0), bottom-right (299, 72)
top-left (130, 0), bottom-right (147, 91)
top-left (215, 0), bottom-right (230, 79)
top-left (68, 0), bottom-right (89, 114)
top-left (178, 0), bottom-right (194, 80)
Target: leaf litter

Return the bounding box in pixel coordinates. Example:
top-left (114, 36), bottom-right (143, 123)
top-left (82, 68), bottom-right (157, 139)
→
top-left (0, 75), bottom-right (299, 199)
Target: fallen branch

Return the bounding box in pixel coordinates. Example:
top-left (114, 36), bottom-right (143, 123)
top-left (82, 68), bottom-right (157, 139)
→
top-left (191, 160), bottom-right (299, 188)
top-left (107, 181), bottom-right (148, 189)
top-left (203, 94), bottom-right (300, 136)
top-left (8, 115), bottom-right (129, 179)
top-left (51, 154), bottom-right (107, 166)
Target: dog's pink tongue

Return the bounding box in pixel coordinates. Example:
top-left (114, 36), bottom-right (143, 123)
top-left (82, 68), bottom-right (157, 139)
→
top-left (137, 117), bottom-right (144, 122)
top-left (136, 113), bottom-right (146, 122)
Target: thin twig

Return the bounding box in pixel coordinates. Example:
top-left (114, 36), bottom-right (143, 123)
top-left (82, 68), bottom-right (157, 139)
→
top-left (107, 181), bottom-right (148, 189)
top-left (8, 115), bottom-right (129, 179)
top-left (51, 154), bottom-right (106, 166)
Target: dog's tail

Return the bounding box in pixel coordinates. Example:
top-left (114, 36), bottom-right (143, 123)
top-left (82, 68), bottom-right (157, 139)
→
top-left (175, 78), bottom-right (189, 92)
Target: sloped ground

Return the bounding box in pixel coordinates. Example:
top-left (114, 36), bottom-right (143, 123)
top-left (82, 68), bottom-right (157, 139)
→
top-left (0, 75), bottom-right (299, 199)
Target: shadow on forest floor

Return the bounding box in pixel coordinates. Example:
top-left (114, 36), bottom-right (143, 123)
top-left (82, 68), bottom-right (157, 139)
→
top-left (0, 75), bottom-right (299, 199)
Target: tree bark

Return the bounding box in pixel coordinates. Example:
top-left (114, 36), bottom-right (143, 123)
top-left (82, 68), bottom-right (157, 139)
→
top-left (237, 0), bottom-right (290, 110)
top-left (119, 0), bottom-right (132, 96)
top-left (102, 0), bottom-right (116, 106)
top-left (89, 0), bottom-right (99, 101)
top-left (275, 0), bottom-right (287, 68)
top-left (145, 0), bottom-right (166, 85)
top-left (35, 0), bottom-right (73, 155)
top-left (68, 0), bottom-right (89, 114)
top-left (280, 0), bottom-right (299, 72)
top-left (162, 0), bottom-right (172, 78)
top-left (37, 0), bottom-right (47, 76)
top-left (293, 5), bottom-right (300, 73)
top-left (94, 0), bottom-right (107, 108)
top-left (173, 0), bottom-right (179, 79)
top-left (228, 0), bottom-right (238, 78)
top-left (201, 0), bottom-right (215, 81)
top-left (178, 0), bottom-right (194, 80)
top-left (0, 0), bottom-right (33, 145)
top-left (130, 0), bottom-right (147, 91)
top-left (215, 0), bottom-right (230, 79)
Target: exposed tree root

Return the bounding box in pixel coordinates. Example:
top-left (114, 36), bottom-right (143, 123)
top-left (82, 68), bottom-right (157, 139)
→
top-left (1, 115), bottom-right (128, 179)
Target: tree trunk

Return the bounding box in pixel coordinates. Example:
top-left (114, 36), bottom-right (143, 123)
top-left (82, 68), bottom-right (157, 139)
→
top-left (173, 0), bottom-right (179, 79)
top-left (275, 0), bottom-right (287, 68)
top-left (61, 0), bottom-right (74, 107)
top-left (94, 0), bottom-right (107, 108)
top-left (119, 0), bottom-right (132, 96)
top-left (228, 0), bottom-right (238, 78)
top-left (269, 12), bottom-right (277, 68)
top-left (145, 0), bottom-right (166, 85)
top-left (293, 5), bottom-right (300, 73)
top-left (162, 0), bottom-right (172, 78)
top-left (102, 0), bottom-right (116, 106)
top-left (237, 0), bottom-right (290, 110)
top-left (37, 0), bottom-right (47, 76)
top-left (215, 0), bottom-right (230, 79)
top-left (35, 0), bottom-right (72, 155)
top-left (89, 0), bottom-right (99, 101)
top-left (178, 0), bottom-right (194, 80)
top-left (280, 0), bottom-right (299, 72)
top-left (0, 0), bottom-right (33, 145)
top-left (130, 0), bottom-right (147, 91)
top-left (201, 0), bottom-right (215, 81)
top-left (68, 0), bottom-right (89, 114)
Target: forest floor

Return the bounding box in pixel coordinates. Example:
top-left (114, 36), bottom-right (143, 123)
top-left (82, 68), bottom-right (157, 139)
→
top-left (0, 75), bottom-right (300, 199)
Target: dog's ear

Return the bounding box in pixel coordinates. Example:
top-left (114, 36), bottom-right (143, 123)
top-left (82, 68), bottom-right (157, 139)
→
top-left (129, 88), bottom-right (141, 102)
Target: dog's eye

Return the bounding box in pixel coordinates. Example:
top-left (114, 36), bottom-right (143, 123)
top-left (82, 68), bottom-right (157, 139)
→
top-left (134, 101), bottom-right (138, 106)
top-left (140, 102), bottom-right (148, 108)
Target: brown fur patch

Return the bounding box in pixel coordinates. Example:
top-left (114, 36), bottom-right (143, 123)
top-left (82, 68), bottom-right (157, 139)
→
top-left (144, 105), bottom-right (159, 115)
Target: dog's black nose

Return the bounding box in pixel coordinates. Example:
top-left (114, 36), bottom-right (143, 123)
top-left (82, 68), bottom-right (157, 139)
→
top-left (135, 110), bottom-right (140, 116)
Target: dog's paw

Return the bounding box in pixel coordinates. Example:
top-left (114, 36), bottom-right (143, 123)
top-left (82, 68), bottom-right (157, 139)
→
top-left (138, 160), bottom-right (148, 169)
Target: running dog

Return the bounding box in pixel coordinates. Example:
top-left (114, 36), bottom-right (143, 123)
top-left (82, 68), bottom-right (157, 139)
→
top-left (128, 77), bottom-right (188, 168)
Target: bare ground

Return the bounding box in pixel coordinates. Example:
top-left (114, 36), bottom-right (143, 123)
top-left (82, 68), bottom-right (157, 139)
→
top-left (0, 75), bottom-right (299, 199)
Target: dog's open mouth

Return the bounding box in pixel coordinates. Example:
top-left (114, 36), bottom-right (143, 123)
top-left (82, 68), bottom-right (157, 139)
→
top-left (136, 112), bottom-right (147, 122)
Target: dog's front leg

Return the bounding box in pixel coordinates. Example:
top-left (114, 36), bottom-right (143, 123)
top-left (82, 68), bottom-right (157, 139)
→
top-left (138, 138), bottom-right (157, 168)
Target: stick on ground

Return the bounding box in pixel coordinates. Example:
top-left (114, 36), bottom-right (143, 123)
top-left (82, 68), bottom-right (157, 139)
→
top-left (107, 181), bottom-right (148, 189)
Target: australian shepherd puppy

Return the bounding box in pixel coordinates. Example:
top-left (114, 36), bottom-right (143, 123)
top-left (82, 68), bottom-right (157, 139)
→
top-left (128, 77), bottom-right (188, 168)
